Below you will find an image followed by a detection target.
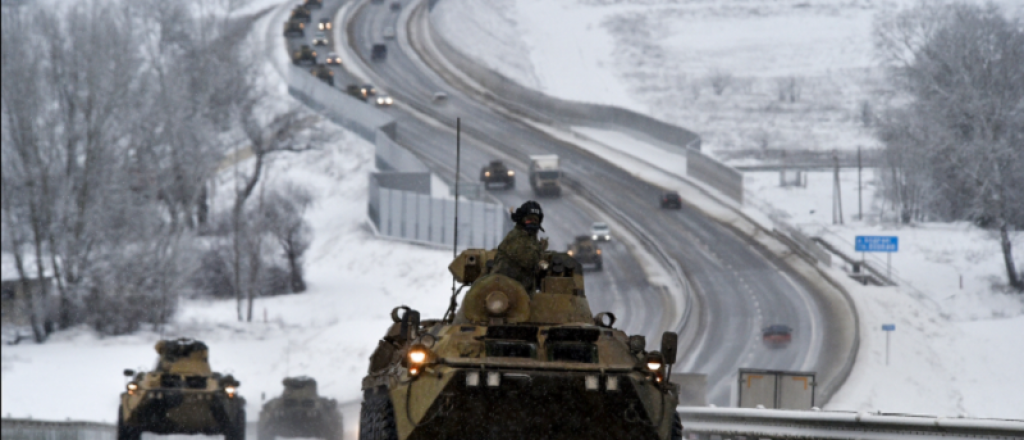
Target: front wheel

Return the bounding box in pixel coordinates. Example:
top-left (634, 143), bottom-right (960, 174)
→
top-left (117, 405), bottom-right (141, 440)
top-left (225, 409), bottom-right (246, 440)
top-left (671, 412), bottom-right (683, 440)
top-left (359, 389), bottom-right (397, 440)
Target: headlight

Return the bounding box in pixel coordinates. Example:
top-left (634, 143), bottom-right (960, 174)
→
top-left (645, 352), bottom-right (664, 372)
top-left (126, 382), bottom-right (138, 392)
top-left (485, 172), bottom-right (491, 177)
top-left (592, 235), bottom-right (598, 240)
top-left (408, 347), bottom-right (427, 364)
top-left (567, 250), bottom-right (574, 256)
top-left (596, 249), bottom-right (601, 255)
top-left (224, 386), bottom-right (237, 397)
top-left (508, 170), bottom-right (514, 176)
top-left (312, 51), bottom-right (317, 57)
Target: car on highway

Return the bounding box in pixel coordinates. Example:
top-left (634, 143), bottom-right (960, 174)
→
top-left (480, 160), bottom-right (515, 190)
top-left (371, 43), bottom-right (387, 61)
top-left (389, 1), bottom-right (401, 11)
top-left (318, 17), bottom-right (331, 31)
top-left (590, 221), bottom-right (611, 242)
top-left (283, 20), bottom-right (305, 38)
top-left (382, 27), bottom-right (395, 39)
top-left (762, 324), bottom-right (793, 348)
top-left (567, 235), bottom-right (602, 271)
top-left (432, 91), bottom-right (448, 103)
top-left (661, 190), bottom-right (682, 209)
top-left (310, 64), bottom-right (334, 86)
top-left (374, 94), bottom-right (394, 107)
top-left (360, 84), bottom-right (377, 97)
top-left (312, 31), bottom-right (328, 46)
top-left (324, 52), bottom-right (342, 65)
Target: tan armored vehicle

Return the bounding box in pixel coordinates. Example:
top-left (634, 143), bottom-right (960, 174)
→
top-left (567, 235), bottom-right (603, 271)
top-left (359, 250), bottom-right (682, 440)
top-left (283, 20), bottom-right (305, 38)
top-left (289, 6), bottom-right (311, 23)
top-left (118, 338), bottom-right (245, 440)
top-left (259, 377), bottom-right (342, 440)
top-left (292, 45), bottom-right (317, 66)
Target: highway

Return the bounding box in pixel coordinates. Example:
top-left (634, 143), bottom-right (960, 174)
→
top-left (283, 0), bottom-right (835, 406)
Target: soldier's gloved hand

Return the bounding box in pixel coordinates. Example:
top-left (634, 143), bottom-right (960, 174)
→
top-left (540, 238), bottom-right (549, 251)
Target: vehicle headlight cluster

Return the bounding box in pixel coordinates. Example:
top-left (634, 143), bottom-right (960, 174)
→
top-left (126, 382), bottom-right (139, 394)
top-left (224, 385), bottom-right (237, 398)
top-left (507, 170), bottom-right (514, 176)
top-left (405, 344), bottom-right (433, 377)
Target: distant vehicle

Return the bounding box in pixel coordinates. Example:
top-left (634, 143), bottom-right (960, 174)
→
top-left (291, 45), bottom-right (317, 65)
top-left (310, 64), bottom-right (334, 86)
top-left (389, 1), bottom-right (401, 11)
top-left (660, 191), bottom-right (682, 209)
top-left (567, 235), bottom-right (602, 271)
top-left (374, 95), bottom-right (394, 106)
top-left (290, 6), bottom-right (311, 23)
top-left (432, 91), bottom-right (448, 103)
top-left (304, 0), bottom-right (322, 9)
top-left (318, 17), bottom-right (332, 31)
top-left (371, 43), bottom-right (387, 61)
top-left (382, 27), bottom-right (396, 39)
top-left (345, 84), bottom-right (367, 101)
top-left (258, 377), bottom-right (341, 440)
top-left (312, 31), bottom-right (328, 46)
top-left (528, 154), bottom-right (561, 197)
top-left (283, 20), bottom-right (305, 38)
top-left (324, 52), bottom-right (342, 65)
top-left (590, 222), bottom-right (611, 242)
top-left (762, 325), bottom-right (793, 348)
top-left (479, 160), bottom-right (515, 190)
top-left (360, 84), bottom-right (377, 97)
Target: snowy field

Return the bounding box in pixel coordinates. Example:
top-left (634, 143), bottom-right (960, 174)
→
top-left (1, 1), bottom-right (453, 425)
top-left (433, 0), bottom-right (1024, 419)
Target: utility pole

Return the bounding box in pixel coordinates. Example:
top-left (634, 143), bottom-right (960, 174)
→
top-left (832, 151), bottom-right (843, 225)
top-left (857, 146), bottom-right (863, 221)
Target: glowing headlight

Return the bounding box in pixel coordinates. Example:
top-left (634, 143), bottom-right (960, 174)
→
top-left (126, 382), bottom-right (138, 391)
top-left (408, 349), bottom-right (427, 364)
top-left (592, 235), bottom-right (598, 240)
top-left (646, 362), bottom-right (662, 371)
top-left (484, 172), bottom-right (491, 177)
top-left (507, 170), bottom-right (515, 176)
top-left (224, 386), bottom-right (237, 397)
top-left (312, 51), bottom-right (317, 57)
top-left (567, 250), bottom-right (574, 256)
top-left (645, 352), bottom-right (664, 372)
top-left (596, 249), bottom-right (601, 255)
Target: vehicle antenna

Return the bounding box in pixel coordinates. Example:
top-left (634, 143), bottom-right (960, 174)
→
top-left (445, 118), bottom-right (462, 323)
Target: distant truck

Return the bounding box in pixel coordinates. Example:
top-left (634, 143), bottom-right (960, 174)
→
top-left (528, 154), bottom-right (561, 196)
top-left (737, 368), bottom-right (815, 410)
top-left (480, 159), bottom-right (515, 190)
top-left (567, 235), bottom-right (602, 271)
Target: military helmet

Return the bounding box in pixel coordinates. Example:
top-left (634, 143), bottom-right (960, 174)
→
top-left (511, 201), bottom-right (543, 224)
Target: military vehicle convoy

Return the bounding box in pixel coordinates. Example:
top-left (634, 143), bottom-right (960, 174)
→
top-left (480, 159), bottom-right (516, 190)
top-left (290, 6), bottom-right (311, 23)
top-left (292, 45), bottom-right (317, 65)
top-left (359, 249), bottom-right (682, 440)
top-left (118, 339), bottom-right (245, 440)
top-left (259, 377), bottom-right (343, 440)
top-left (567, 235), bottom-right (603, 271)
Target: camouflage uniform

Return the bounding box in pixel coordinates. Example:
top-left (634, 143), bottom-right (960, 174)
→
top-left (490, 223), bottom-right (546, 292)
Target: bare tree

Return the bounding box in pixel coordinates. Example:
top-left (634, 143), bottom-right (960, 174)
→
top-left (875, 2), bottom-right (1024, 290)
top-left (708, 69), bottom-right (734, 96)
top-left (264, 184), bottom-right (314, 294)
top-left (776, 76), bottom-right (802, 103)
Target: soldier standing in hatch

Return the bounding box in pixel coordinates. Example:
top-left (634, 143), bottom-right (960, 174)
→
top-left (491, 201), bottom-right (548, 292)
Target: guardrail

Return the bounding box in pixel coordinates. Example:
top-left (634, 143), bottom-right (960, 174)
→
top-left (1, 419), bottom-right (114, 440)
top-left (678, 407), bottom-right (1024, 440)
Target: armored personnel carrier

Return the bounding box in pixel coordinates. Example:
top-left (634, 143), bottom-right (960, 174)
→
top-left (292, 45), bottom-right (317, 66)
top-left (359, 249), bottom-right (682, 440)
top-left (290, 6), bottom-right (311, 23)
top-left (310, 64), bottom-right (334, 86)
top-left (259, 377), bottom-right (342, 440)
top-left (118, 339), bottom-right (245, 440)
top-left (283, 20), bottom-right (305, 38)
top-left (480, 159), bottom-right (516, 190)
top-left (567, 235), bottom-right (603, 271)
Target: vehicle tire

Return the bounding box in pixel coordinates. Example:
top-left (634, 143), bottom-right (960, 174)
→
top-left (360, 389), bottom-right (397, 440)
top-left (117, 405), bottom-right (141, 440)
top-left (225, 409), bottom-right (246, 440)
top-left (671, 413), bottom-right (683, 440)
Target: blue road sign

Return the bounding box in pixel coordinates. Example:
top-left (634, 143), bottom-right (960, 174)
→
top-left (856, 236), bottom-right (898, 252)
top-left (882, 324), bottom-right (895, 331)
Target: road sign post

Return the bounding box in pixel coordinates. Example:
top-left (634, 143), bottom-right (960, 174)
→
top-left (855, 236), bottom-right (899, 281)
top-left (882, 324), bottom-right (895, 366)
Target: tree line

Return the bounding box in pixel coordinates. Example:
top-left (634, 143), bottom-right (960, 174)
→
top-left (1, 0), bottom-right (320, 342)
top-left (874, 2), bottom-right (1023, 291)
